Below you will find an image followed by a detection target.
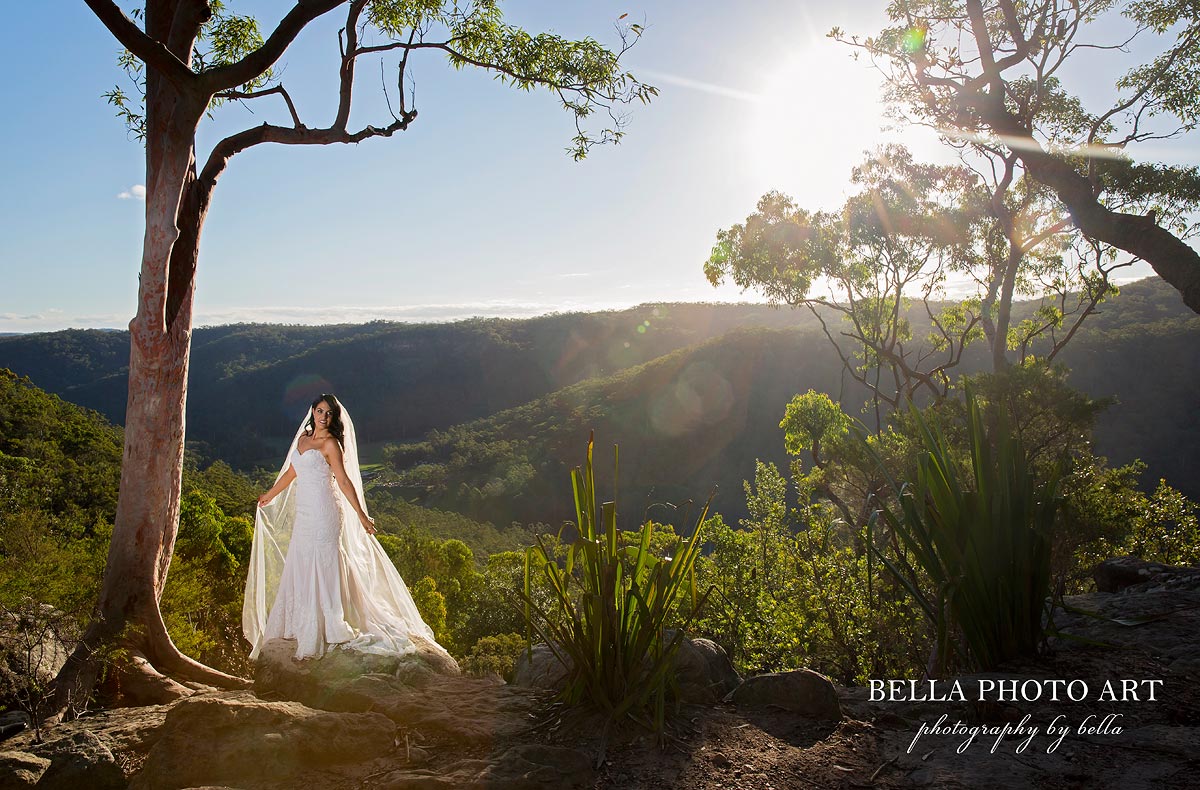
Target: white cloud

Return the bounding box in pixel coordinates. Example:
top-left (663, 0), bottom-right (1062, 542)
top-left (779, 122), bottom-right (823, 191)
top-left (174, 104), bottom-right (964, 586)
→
top-left (117, 184), bottom-right (146, 201)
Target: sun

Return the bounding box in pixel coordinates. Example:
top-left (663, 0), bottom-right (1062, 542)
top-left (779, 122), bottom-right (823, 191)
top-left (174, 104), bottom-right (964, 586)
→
top-left (744, 44), bottom-right (891, 209)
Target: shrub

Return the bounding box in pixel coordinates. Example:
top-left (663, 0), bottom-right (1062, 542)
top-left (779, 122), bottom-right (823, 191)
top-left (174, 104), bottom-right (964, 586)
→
top-left (460, 632), bottom-right (526, 680)
top-left (521, 433), bottom-right (711, 742)
top-left (868, 389), bottom-right (1061, 674)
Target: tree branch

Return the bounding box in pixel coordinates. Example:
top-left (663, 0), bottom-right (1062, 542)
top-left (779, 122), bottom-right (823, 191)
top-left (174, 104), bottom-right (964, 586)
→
top-left (334, 1), bottom-right (369, 131)
top-left (201, 0), bottom-right (347, 94)
top-left (83, 0), bottom-right (195, 89)
top-left (198, 115), bottom-right (416, 190)
top-left (217, 86), bottom-right (305, 128)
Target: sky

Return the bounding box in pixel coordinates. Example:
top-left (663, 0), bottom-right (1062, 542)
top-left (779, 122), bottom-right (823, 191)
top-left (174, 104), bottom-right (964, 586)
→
top-left (1, 1), bottom-right (1194, 332)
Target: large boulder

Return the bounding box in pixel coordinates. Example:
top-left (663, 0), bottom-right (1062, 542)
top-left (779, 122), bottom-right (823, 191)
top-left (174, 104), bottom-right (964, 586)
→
top-left (512, 635), bottom-right (740, 704)
top-left (254, 636), bottom-right (459, 708)
top-left (729, 669), bottom-right (842, 720)
top-left (131, 695), bottom-right (397, 789)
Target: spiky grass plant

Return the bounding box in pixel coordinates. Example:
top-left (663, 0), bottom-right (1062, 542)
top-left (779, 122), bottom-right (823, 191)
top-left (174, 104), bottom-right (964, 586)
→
top-left (522, 433), bottom-right (711, 744)
top-left (868, 389), bottom-right (1061, 675)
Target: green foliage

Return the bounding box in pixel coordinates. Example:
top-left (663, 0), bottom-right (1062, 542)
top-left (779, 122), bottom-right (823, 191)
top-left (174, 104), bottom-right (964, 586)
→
top-left (105, 0), bottom-right (270, 140)
top-left (160, 489), bottom-right (256, 675)
top-left (460, 632), bottom-right (526, 681)
top-left (869, 390), bottom-right (1061, 674)
top-left (1064, 462), bottom-right (1200, 582)
top-left (1122, 481), bottom-right (1200, 567)
top-left (105, 1), bottom-right (654, 159)
top-left (408, 577), bottom-right (448, 643)
top-left (704, 146), bottom-right (999, 406)
top-left (781, 390), bottom-right (851, 461)
top-left (522, 435), bottom-right (711, 737)
top-left (1120, 0), bottom-right (1200, 126)
top-left (0, 369), bottom-right (122, 529)
top-left (690, 463), bottom-right (923, 685)
top-left (840, 0), bottom-right (1200, 320)
top-left (375, 526), bottom-right (481, 652)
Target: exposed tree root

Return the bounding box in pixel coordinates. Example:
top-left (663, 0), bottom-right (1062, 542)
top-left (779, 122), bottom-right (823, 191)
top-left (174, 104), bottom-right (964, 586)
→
top-left (49, 606), bottom-right (249, 723)
top-left (143, 607), bottom-right (250, 690)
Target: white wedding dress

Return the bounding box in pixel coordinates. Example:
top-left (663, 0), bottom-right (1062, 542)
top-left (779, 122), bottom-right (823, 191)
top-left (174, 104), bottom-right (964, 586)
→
top-left (243, 405), bottom-right (444, 661)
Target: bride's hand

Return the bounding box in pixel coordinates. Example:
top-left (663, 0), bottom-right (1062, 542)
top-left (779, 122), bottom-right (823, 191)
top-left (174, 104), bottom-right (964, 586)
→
top-left (257, 492), bottom-right (272, 508)
top-left (360, 515), bottom-right (377, 535)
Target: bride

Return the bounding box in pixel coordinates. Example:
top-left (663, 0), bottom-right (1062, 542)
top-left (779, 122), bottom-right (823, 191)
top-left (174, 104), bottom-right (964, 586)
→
top-left (243, 394), bottom-right (443, 660)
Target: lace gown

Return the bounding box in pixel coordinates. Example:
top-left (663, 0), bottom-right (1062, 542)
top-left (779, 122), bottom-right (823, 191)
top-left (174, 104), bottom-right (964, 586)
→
top-left (261, 447), bottom-right (357, 659)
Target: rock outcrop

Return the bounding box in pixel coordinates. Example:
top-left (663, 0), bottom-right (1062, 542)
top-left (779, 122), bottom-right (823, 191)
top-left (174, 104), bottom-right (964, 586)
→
top-left (1092, 555), bottom-right (1200, 593)
top-left (2, 560), bottom-right (1196, 789)
top-left (27, 729), bottom-right (125, 790)
top-left (253, 636), bottom-right (460, 710)
top-left (131, 695), bottom-right (397, 790)
top-left (0, 750), bottom-right (50, 788)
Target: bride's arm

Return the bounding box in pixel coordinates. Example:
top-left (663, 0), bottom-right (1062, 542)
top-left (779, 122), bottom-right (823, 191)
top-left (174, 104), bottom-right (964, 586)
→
top-left (325, 440), bottom-right (377, 535)
top-left (257, 465), bottom-right (297, 507)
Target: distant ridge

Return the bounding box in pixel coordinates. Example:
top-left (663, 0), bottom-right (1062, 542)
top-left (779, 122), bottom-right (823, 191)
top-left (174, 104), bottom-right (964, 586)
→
top-left (1, 277), bottom-right (1195, 527)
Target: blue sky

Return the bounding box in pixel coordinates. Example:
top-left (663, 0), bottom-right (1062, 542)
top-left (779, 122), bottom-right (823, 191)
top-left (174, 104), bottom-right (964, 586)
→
top-left (1, 1), bottom-right (1192, 332)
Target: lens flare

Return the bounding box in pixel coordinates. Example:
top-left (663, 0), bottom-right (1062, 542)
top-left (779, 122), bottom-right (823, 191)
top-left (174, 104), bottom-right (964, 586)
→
top-left (902, 27), bottom-right (926, 54)
top-left (282, 373), bottom-right (332, 416)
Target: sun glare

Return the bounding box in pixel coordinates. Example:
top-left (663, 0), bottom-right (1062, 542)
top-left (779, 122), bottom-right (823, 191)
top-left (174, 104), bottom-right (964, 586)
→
top-left (745, 46), bottom-right (891, 209)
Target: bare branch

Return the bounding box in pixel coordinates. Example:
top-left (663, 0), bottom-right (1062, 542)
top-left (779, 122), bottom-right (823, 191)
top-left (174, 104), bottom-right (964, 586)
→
top-left (215, 86), bottom-right (305, 128)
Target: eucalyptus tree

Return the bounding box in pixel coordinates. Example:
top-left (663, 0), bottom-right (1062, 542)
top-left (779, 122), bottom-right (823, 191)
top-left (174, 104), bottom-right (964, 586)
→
top-left (55, 0), bottom-right (654, 711)
top-left (833, 0), bottom-right (1200, 313)
top-left (704, 140), bottom-right (1184, 416)
top-left (706, 146), bottom-right (989, 421)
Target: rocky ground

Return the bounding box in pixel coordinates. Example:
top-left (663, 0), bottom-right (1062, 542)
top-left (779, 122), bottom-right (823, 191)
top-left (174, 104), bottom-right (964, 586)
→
top-left (2, 557), bottom-right (1198, 789)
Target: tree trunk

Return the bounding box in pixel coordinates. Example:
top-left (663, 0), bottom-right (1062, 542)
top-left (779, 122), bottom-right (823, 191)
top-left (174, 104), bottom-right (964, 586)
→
top-left (52, 62), bottom-right (246, 717)
top-left (990, 246), bottom-right (1021, 372)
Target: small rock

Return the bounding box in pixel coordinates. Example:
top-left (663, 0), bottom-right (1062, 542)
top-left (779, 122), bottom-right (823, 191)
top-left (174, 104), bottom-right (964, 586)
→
top-left (709, 751), bottom-right (731, 768)
top-left (671, 635), bottom-right (741, 704)
top-left (729, 669), bottom-right (842, 720)
top-left (0, 712), bottom-right (28, 743)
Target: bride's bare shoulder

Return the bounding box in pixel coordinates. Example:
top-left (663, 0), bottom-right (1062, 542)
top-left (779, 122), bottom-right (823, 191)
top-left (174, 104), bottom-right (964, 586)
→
top-left (319, 436), bottom-right (344, 458)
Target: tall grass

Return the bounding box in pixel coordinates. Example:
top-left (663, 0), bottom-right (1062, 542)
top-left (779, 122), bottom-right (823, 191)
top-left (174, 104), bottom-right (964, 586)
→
top-left (522, 433), bottom-right (711, 740)
top-left (868, 390), bottom-right (1061, 675)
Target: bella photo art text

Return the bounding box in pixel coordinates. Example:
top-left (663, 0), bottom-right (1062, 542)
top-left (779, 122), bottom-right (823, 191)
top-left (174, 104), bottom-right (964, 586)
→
top-left (869, 678), bottom-right (1165, 756)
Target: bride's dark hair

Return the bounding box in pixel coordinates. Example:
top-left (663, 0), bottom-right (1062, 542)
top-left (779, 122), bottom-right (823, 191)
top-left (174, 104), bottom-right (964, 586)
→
top-left (305, 393), bottom-right (345, 447)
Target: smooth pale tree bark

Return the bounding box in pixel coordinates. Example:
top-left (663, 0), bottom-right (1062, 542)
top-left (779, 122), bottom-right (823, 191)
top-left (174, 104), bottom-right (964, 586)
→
top-left (53, 0), bottom-right (649, 714)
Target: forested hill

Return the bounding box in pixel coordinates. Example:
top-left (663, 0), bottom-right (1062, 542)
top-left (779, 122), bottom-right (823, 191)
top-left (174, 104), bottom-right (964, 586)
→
top-left (0, 303), bottom-right (809, 468)
top-left (0, 277), bottom-right (1196, 528)
top-left (380, 297), bottom-right (1200, 529)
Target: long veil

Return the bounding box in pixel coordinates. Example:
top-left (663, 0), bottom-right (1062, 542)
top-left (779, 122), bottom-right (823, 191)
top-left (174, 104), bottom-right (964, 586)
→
top-left (243, 403), bottom-right (441, 660)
